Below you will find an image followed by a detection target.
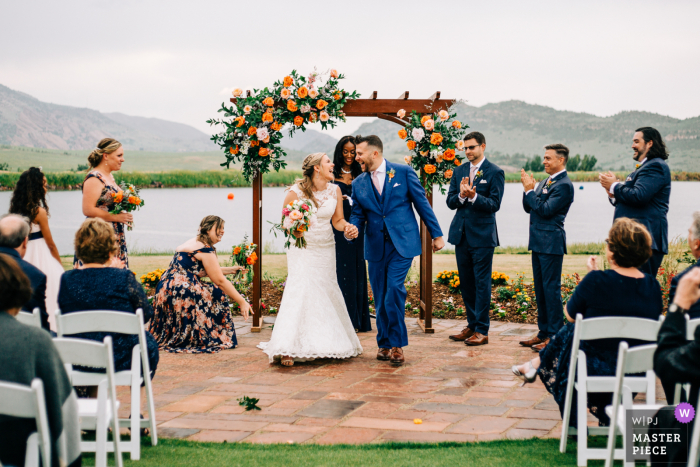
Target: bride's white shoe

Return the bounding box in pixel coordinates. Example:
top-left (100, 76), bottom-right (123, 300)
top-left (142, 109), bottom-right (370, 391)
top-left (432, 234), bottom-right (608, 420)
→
top-left (512, 361), bottom-right (537, 387)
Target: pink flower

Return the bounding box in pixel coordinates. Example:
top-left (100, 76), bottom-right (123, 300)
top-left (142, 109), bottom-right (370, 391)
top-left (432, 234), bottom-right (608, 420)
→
top-left (330, 69), bottom-right (339, 78)
top-left (397, 109), bottom-right (406, 118)
top-left (302, 204), bottom-right (310, 211)
top-left (280, 88), bottom-right (291, 99)
top-left (309, 89), bottom-right (319, 99)
top-left (289, 210), bottom-right (303, 220)
top-left (282, 207), bottom-right (290, 216)
top-left (283, 217), bottom-right (294, 229)
top-left (300, 104), bottom-right (311, 114)
top-left (423, 119), bottom-right (435, 131)
top-left (319, 111), bottom-right (330, 122)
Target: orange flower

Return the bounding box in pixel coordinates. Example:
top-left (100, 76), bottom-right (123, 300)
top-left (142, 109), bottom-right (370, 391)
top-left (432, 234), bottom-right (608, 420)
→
top-left (246, 256), bottom-right (253, 265)
top-left (250, 140), bottom-right (259, 147)
top-left (316, 99), bottom-right (328, 110)
top-left (287, 100), bottom-right (298, 112)
top-left (283, 76), bottom-right (294, 87)
top-left (271, 122), bottom-right (282, 131)
top-left (333, 92), bottom-right (342, 100)
top-left (297, 86), bottom-right (309, 98)
top-left (280, 88), bottom-right (291, 99)
top-left (294, 115), bottom-right (304, 126)
top-left (248, 126), bottom-right (257, 136)
top-left (424, 164), bottom-right (436, 174)
top-left (452, 120), bottom-right (462, 129)
top-left (445, 169), bottom-right (453, 179)
top-left (233, 247), bottom-right (241, 255)
top-left (454, 158), bottom-right (461, 166)
top-left (263, 96), bottom-right (274, 106)
top-left (421, 115), bottom-right (431, 125)
top-left (112, 191), bottom-right (124, 203)
top-left (398, 129), bottom-right (408, 139)
top-left (235, 116), bottom-right (245, 127)
top-left (261, 112), bottom-right (273, 123)
top-left (406, 140), bottom-right (416, 150)
top-left (263, 135), bottom-right (270, 143)
top-left (443, 148), bottom-right (455, 160)
top-left (128, 196), bottom-right (140, 205)
top-left (430, 132), bottom-right (443, 145)
top-left (259, 148), bottom-right (269, 157)
top-left (229, 145), bottom-right (239, 155)
top-left (330, 69), bottom-right (339, 78)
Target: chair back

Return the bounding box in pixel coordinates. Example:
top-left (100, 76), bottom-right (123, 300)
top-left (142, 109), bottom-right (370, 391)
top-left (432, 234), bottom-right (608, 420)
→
top-left (55, 309), bottom-right (142, 336)
top-left (0, 379), bottom-right (51, 467)
top-left (578, 315), bottom-right (664, 342)
top-left (686, 315), bottom-right (700, 340)
top-left (16, 308), bottom-right (42, 329)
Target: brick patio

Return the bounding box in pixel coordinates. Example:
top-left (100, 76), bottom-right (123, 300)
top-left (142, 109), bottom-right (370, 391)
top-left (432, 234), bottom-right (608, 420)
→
top-left (118, 317), bottom-right (663, 444)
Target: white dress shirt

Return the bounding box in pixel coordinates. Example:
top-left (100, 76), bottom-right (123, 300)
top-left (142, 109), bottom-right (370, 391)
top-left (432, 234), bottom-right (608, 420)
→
top-left (610, 158), bottom-right (646, 199)
top-left (526, 169), bottom-right (567, 195)
top-left (459, 157), bottom-right (486, 204)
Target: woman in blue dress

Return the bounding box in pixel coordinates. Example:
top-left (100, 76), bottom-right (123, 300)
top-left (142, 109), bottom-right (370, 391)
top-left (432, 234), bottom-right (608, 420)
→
top-left (332, 136), bottom-right (371, 332)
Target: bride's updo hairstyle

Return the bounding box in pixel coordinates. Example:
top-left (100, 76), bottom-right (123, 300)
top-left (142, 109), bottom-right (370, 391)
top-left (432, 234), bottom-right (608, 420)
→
top-left (295, 152), bottom-right (326, 208)
top-left (197, 215), bottom-right (225, 250)
top-left (88, 138), bottom-right (122, 169)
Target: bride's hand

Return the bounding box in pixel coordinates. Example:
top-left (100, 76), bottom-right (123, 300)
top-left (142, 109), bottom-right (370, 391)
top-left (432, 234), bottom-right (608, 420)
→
top-left (239, 301), bottom-right (251, 321)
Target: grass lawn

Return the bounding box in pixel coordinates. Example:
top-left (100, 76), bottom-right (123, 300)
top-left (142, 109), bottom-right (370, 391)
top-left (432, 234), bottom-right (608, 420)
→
top-left (81, 437), bottom-right (612, 467)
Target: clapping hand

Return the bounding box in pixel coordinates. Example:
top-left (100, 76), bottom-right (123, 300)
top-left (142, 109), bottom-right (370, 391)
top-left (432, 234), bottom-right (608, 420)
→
top-left (599, 171), bottom-right (618, 194)
top-left (460, 177), bottom-right (476, 200)
top-left (344, 223), bottom-right (359, 239)
top-left (520, 169), bottom-right (536, 192)
top-left (587, 255), bottom-right (599, 272)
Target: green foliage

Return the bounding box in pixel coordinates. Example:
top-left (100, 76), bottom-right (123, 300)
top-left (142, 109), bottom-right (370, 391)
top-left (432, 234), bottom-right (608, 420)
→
top-left (237, 396), bottom-right (261, 411)
top-left (523, 155), bottom-right (544, 172)
top-left (0, 162), bottom-right (9, 171)
top-left (496, 287), bottom-right (515, 301)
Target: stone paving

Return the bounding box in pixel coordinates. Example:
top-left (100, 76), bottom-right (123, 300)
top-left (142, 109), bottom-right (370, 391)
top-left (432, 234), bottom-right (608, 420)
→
top-left (118, 317), bottom-right (662, 444)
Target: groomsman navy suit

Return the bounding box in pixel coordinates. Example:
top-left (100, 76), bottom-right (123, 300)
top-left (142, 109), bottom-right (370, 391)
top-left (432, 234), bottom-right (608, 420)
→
top-left (447, 132), bottom-right (505, 346)
top-left (349, 135), bottom-right (444, 366)
top-left (600, 127), bottom-right (672, 278)
top-left (518, 145), bottom-right (574, 352)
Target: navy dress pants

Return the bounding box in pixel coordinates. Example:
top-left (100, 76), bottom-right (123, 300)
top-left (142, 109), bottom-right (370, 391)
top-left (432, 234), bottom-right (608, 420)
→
top-left (532, 252), bottom-right (564, 340)
top-left (455, 243), bottom-right (494, 336)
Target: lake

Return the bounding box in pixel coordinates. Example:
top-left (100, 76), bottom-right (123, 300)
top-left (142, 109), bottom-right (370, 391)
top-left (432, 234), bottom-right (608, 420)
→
top-left (1, 182), bottom-right (697, 254)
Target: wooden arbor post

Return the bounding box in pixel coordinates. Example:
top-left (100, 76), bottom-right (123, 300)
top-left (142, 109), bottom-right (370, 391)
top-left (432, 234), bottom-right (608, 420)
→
top-left (232, 91), bottom-right (454, 334)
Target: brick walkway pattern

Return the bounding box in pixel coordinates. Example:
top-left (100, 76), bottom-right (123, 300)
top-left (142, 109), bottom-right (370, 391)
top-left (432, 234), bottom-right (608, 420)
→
top-left (118, 318), bottom-right (661, 444)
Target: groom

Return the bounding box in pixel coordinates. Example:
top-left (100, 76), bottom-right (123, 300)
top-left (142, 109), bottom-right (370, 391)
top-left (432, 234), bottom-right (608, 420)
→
top-left (348, 135), bottom-right (444, 366)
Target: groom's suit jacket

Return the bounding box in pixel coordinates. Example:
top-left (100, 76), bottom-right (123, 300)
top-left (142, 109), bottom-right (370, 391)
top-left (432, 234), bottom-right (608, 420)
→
top-left (349, 160), bottom-right (442, 261)
top-left (523, 171), bottom-right (574, 255)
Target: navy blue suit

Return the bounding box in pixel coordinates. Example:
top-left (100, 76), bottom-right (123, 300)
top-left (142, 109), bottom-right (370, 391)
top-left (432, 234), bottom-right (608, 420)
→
top-left (446, 158), bottom-right (505, 336)
top-left (349, 160), bottom-right (442, 349)
top-left (668, 260), bottom-right (700, 319)
top-left (523, 171), bottom-right (574, 339)
top-left (610, 158), bottom-right (671, 277)
top-left (0, 247), bottom-right (49, 330)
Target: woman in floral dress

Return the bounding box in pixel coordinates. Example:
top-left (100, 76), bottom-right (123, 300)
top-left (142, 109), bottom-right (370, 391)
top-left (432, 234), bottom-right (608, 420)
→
top-left (77, 138), bottom-right (131, 268)
top-left (149, 215), bottom-right (251, 353)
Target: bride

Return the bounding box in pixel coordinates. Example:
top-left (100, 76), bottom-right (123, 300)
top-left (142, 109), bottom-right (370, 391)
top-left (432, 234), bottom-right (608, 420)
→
top-left (258, 153), bottom-right (363, 366)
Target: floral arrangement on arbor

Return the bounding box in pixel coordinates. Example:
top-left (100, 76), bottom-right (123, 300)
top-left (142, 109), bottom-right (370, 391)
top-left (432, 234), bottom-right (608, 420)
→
top-left (208, 69), bottom-right (360, 182)
top-left (399, 108), bottom-right (469, 194)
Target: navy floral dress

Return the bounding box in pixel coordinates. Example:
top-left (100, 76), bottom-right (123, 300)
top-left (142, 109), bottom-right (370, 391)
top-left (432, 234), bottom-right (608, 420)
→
top-left (149, 247), bottom-right (237, 353)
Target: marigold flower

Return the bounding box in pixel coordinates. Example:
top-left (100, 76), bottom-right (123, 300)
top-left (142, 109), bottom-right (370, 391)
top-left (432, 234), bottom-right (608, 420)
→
top-left (233, 247), bottom-right (241, 255)
top-left (397, 109), bottom-right (406, 118)
top-left (232, 88), bottom-right (243, 97)
top-left (262, 112), bottom-right (273, 123)
top-left (259, 148), bottom-right (269, 157)
top-left (406, 140), bottom-right (416, 150)
top-left (445, 169), bottom-right (453, 179)
top-left (452, 120), bottom-right (462, 129)
top-left (319, 111), bottom-right (329, 122)
top-left (316, 99), bottom-right (328, 110)
top-left (113, 191), bottom-right (124, 203)
top-left (430, 132), bottom-right (443, 145)
top-left (287, 100), bottom-right (298, 112)
top-left (333, 92), bottom-right (342, 100)
top-left (297, 86), bottom-right (309, 98)
top-left (438, 110), bottom-right (449, 121)
top-left (248, 126), bottom-right (257, 136)
top-left (128, 196), bottom-right (140, 205)
top-left (424, 119), bottom-right (435, 131)
top-left (280, 88), bottom-right (291, 99)
top-left (294, 115), bottom-right (304, 126)
top-left (330, 69), bottom-right (339, 78)
top-left (271, 122), bottom-right (282, 131)
top-left (283, 76), bottom-right (294, 87)
top-left (398, 129), bottom-right (408, 139)
top-left (424, 164), bottom-right (436, 174)
top-left (263, 96), bottom-right (274, 106)
top-left (443, 149), bottom-right (455, 161)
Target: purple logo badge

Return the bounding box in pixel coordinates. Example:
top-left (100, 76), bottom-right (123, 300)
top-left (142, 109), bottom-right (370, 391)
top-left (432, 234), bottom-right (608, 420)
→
top-left (675, 403), bottom-right (695, 424)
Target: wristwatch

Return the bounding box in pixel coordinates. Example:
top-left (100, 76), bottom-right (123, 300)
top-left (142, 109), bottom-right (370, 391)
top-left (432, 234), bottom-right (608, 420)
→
top-left (668, 303), bottom-right (688, 314)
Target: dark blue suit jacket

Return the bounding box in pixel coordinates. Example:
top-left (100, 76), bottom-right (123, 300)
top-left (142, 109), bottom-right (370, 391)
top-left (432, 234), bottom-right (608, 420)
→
top-left (446, 158), bottom-right (505, 247)
top-left (610, 158), bottom-right (671, 254)
top-left (349, 160), bottom-right (443, 260)
top-left (523, 171), bottom-right (574, 255)
top-left (668, 260), bottom-right (700, 319)
top-left (0, 246), bottom-right (48, 329)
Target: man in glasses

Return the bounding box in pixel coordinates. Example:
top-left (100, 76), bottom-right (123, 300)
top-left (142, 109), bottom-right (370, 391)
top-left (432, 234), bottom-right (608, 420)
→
top-left (447, 131), bottom-right (505, 346)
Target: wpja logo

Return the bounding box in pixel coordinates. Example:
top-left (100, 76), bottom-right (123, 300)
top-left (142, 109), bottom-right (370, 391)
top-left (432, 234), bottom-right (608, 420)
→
top-left (626, 405), bottom-right (695, 463)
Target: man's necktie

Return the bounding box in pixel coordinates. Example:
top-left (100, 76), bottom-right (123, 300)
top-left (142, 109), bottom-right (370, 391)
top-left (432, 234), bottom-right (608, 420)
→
top-left (469, 165), bottom-right (477, 184)
top-left (373, 170), bottom-right (383, 195)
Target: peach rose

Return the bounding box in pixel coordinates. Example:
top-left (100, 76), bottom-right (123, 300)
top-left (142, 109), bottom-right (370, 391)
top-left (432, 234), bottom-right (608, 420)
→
top-left (455, 140), bottom-right (465, 150)
top-left (438, 110), bottom-right (449, 121)
top-left (243, 105), bottom-right (252, 114)
top-left (248, 126), bottom-right (257, 136)
top-left (232, 88), bottom-right (243, 97)
top-left (259, 148), bottom-right (269, 157)
top-left (263, 96), bottom-right (274, 106)
top-left (289, 210), bottom-right (303, 220)
top-left (280, 88), bottom-right (292, 99)
top-left (319, 111), bottom-right (329, 122)
top-left (297, 86), bottom-right (309, 98)
top-left (309, 89), bottom-right (319, 99)
top-left (423, 119), bottom-right (435, 131)
top-left (445, 169), bottom-right (453, 179)
top-left (287, 100), bottom-right (298, 112)
top-left (443, 149), bottom-right (456, 160)
top-left (316, 99), bottom-right (328, 110)
top-left (283, 76), bottom-right (294, 87)
top-left (397, 109), bottom-right (406, 118)
top-left (404, 155), bottom-right (413, 164)
top-left (406, 141), bottom-right (416, 150)
top-left (262, 112), bottom-right (273, 123)
top-left (424, 164), bottom-right (436, 174)
top-left (398, 129), bottom-right (408, 139)
top-left (421, 115), bottom-right (431, 125)
top-left (430, 132), bottom-right (443, 145)
top-left (294, 115), bottom-right (304, 126)
top-left (436, 154), bottom-right (444, 164)
top-left (330, 69), bottom-right (339, 78)
top-left (452, 120), bottom-right (462, 129)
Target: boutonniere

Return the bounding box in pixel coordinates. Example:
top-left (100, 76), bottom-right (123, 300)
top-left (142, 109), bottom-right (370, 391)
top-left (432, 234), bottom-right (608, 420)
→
top-left (476, 170), bottom-right (483, 178)
top-left (387, 168), bottom-right (396, 180)
top-left (635, 163), bottom-right (641, 170)
top-left (545, 179), bottom-right (556, 188)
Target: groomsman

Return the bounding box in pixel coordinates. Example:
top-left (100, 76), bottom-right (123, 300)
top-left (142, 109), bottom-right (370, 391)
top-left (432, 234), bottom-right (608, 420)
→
top-left (599, 127), bottom-right (671, 277)
top-left (519, 145), bottom-right (574, 352)
top-left (447, 132), bottom-right (505, 346)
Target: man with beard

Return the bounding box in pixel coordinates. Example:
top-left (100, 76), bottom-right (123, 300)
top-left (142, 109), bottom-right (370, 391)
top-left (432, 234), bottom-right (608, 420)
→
top-left (599, 127), bottom-right (671, 277)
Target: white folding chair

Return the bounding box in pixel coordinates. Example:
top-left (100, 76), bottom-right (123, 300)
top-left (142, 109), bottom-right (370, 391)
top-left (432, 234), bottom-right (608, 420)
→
top-left (671, 315), bottom-right (700, 405)
top-left (0, 379), bottom-right (51, 467)
top-left (604, 343), bottom-right (662, 467)
top-left (55, 308), bottom-right (157, 460)
top-left (16, 308), bottom-right (42, 329)
top-left (559, 314), bottom-right (665, 466)
top-left (53, 336), bottom-right (122, 467)
top-left (688, 387), bottom-right (700, 467)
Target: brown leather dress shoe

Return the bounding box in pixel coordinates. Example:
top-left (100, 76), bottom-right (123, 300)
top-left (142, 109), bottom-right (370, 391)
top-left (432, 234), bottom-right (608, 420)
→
top-left (532, 338), bottom-right (550, 352)
top-left (390, 347), bottom-right (405, 366)
top-left (449, 327), bottom-right (474, 341)
top-left (377, 348), bottom-right (391, 361)
top-left (519, 336), bottom-right (545, 347)
top-left (464, 332), bottom-right (488, 346)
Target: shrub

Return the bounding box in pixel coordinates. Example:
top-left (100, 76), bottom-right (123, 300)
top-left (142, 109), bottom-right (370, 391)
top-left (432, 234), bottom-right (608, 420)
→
top-left (435, 270), bottom-right (458, 286)
top-left (496, 287), bottom-right (515, 301)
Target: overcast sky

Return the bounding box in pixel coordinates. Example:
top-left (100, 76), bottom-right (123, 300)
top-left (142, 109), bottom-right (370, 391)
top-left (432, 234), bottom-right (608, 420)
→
top-left (2, 0), bottom-right (699, 138)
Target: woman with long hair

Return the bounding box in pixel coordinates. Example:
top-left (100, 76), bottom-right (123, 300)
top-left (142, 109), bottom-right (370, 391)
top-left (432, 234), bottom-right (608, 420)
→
top-left (78, 138), bottom-right (132, 268)
top-left (9, 167), bottom-right (65, 330)
top-left (331, 136), bottom-right (371, 332)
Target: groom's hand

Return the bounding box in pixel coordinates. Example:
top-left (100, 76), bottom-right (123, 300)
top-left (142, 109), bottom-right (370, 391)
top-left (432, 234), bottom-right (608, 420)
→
top-left (432, 236), bottom-right (445, 253)
top-left (344, 223), bottom-right (358, 239)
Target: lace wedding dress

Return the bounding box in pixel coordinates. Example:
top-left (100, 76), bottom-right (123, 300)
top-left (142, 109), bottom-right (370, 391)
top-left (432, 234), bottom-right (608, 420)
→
top-left (258, 183), bottom-right (363, 363)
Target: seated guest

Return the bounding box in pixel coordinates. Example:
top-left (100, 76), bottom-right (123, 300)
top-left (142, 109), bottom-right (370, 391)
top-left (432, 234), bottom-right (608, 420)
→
top-left (0, 254), bottom-right (81, 467)
top-left (149, 215), bottom-right (251, 353)
top-left (511, 218), bottom-right (663, 427)
top-left (668, 211), bottom-right (700, 319)
top-left (0, 214), bottom-right (49, 330)
top-left (58, 218), bottom-right (159, 379)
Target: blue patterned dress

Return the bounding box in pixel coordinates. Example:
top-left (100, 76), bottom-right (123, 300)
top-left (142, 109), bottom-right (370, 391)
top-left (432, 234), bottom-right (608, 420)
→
top-left (149, 247), bottom-right (237, 353)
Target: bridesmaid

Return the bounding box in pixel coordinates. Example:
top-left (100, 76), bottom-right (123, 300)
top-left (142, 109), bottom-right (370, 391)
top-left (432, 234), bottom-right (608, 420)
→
top-left (77, 138), bottom-right (132, 268)
top-left (332, 136), bottom-right (371, 332)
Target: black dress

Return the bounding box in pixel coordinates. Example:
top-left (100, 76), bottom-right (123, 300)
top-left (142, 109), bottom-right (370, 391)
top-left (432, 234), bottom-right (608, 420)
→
top-left (58, 268), bottom-right (159, 377)
top-left (537, 269), bottom-right (662, 426)
top-left (333, 180), bottom-right (371, 332)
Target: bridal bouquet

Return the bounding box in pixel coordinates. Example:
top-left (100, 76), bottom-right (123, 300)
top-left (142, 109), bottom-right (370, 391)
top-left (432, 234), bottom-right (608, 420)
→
top-left (109, 182), bottom-right (145, 231)
top-left (269, 200), bottom-right (317, 249)
top-left (230, 236), bottom-right (257, 283)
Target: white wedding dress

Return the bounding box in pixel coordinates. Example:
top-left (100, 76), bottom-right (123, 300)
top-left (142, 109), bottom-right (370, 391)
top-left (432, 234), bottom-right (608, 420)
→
top-left (258, 183), bottom-right (363, 363)
top-left (24, 223), bottom-right (65, 331)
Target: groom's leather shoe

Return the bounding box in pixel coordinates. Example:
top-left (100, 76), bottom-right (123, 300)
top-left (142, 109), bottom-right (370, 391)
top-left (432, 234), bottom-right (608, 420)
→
top-left (449, 326), bottom-right (474, 342)
top-left (465, 332), bottom-right (488, 346)
top-left (390, 347), bottom-right (404, 366)
top-left (519, 336), bottom-right (545, 347)
top-left (377, 348), bottom-right (391, 361)
top-left (532, 338), bottom-right (550, 353)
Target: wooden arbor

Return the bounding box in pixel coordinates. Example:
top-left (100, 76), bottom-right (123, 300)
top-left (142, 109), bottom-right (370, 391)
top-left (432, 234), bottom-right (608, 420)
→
top-left (234, 91), bottom-right (455, 334)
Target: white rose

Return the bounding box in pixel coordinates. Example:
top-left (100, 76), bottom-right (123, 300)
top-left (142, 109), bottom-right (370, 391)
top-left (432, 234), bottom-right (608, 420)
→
top-left (300, 105), bottom-right (311, 114)
top-left (411, 128), bottom-right (425, 141)
top-left (256, 127), bottom-right (269, 141)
